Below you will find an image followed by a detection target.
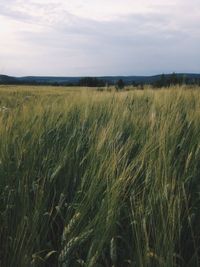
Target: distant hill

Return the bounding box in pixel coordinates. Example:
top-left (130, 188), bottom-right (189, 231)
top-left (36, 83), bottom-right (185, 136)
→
top-left (18, 76), bottom-right (80, 85)
top-left (0, 75), bottom-right (19, 84)
top-left (0, 73), bottom-right (200, 86)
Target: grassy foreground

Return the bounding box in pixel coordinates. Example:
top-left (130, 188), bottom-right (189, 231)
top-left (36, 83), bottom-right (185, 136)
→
top-left (0, 85), bottom-right (200, 267)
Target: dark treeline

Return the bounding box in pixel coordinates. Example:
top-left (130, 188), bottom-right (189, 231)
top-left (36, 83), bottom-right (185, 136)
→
top-left (1, 73), bottom-right (200, 88)
top-left (115, 73), bottom-right (200, 90)
top-left (152, 73), bottom-right (200, 88)
top-left (0, 80), bottom-right (75, 87)
top-left (78, 77), bottom-right (106, 87)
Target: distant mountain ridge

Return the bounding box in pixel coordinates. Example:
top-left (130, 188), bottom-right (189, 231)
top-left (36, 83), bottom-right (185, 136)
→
top-left (1, 73), bottom-right (200, 86)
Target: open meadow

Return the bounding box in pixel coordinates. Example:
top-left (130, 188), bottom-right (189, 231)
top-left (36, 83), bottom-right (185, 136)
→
top-left (0, 85), bottom-right (200, 267)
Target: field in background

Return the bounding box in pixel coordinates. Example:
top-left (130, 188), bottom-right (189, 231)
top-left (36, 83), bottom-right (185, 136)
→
top-left (0, 85), bottom-right (200, 267)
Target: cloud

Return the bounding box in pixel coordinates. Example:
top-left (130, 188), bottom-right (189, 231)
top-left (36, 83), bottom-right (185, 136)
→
top-left (0, 0), bottom-right (199, 76)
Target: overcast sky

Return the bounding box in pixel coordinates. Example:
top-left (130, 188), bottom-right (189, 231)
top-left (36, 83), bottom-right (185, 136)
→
top-left (0, 0), bottom-right (200, 76)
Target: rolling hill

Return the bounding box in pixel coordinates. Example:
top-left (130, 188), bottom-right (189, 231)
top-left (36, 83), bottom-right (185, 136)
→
top-left (0, 73), bottom-right (200, 86)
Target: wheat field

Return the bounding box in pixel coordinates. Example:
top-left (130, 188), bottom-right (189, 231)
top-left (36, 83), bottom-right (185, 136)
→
top-left (0, 85), bottom-right (200, 267)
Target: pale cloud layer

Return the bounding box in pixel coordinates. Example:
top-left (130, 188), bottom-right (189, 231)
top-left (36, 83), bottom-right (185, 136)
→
top-left (0, 0), bottom-right (199, 76)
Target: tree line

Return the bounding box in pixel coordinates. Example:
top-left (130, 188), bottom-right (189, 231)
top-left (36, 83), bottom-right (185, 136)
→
top-left (152, 73), bottom-right (200, 88)
top-left (79, 74), bottom-right (200, 88)
top-left (1, 73), bottom-right (200, 88)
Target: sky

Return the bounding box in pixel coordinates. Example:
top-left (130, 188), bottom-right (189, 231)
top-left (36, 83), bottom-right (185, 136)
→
top-left (0, 0), bottom-right (200, 76)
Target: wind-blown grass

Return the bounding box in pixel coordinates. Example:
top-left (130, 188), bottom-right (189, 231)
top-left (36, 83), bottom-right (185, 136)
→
top-left (0, 85), bottom-right (200, 267)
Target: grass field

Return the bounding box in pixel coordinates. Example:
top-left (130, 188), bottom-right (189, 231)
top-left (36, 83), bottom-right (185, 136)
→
top-left (0, 85), bottom-right (200, 267)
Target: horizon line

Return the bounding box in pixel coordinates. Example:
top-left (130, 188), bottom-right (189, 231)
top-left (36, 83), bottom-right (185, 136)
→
top-left (1, 72), bottom-right (200, 78)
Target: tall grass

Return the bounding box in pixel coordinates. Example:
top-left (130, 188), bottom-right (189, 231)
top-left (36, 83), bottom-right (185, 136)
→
top-left (0, 85), bottom-right (200, 267)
